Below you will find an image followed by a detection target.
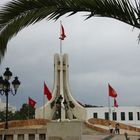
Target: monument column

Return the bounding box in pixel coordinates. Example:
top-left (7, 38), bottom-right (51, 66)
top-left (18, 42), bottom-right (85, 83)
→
top-left (35, 53), bottom-right (86, 121)
top-left (59, 55), bottom-right (65, 121)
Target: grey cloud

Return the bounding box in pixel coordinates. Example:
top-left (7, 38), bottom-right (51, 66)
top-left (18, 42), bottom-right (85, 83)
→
top-left (0, 1), bottom-right (140, 108)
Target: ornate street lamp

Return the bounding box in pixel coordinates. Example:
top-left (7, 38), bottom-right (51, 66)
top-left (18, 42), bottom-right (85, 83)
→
top-left (0, 68), bottom-right (20, 129)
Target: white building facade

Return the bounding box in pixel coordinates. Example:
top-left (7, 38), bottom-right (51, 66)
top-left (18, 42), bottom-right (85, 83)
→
top-left (86, 106), bottom-right (140, 128)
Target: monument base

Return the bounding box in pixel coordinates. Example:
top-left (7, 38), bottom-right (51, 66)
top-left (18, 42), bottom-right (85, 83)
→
top-left (47, 121), bottom-right (83, 140)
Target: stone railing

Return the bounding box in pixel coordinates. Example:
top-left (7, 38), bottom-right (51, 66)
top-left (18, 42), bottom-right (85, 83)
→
top-left (84, 120), bottom-right (108, 133)
top-left (0, 119), bottom-right (50, 129)
top-left (88, 118), bottom-right (140, 132)
top-left (0, 119), bottom-right (51, 140)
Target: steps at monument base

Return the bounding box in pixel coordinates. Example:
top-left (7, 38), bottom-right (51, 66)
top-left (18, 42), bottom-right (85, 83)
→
top-left (111, 135), bottom-right (140, 140)
top-left (48, 136), bottom-right (79, 140)
top-left (82, 122), bottom-right (104, 135)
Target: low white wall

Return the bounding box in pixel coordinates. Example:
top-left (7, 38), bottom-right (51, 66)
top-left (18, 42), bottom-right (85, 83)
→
top-left (0, 129), bottom-right (47, 140)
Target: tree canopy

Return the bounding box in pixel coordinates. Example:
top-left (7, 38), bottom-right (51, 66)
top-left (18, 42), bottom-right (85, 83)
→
top-left (0, 0), bottom-right (140, 62)
top-left (0, 103), bottom-right (35, 122)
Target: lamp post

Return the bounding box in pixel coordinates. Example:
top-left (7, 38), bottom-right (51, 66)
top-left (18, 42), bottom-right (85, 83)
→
top-left (0, 68), bottom-right (20, 129)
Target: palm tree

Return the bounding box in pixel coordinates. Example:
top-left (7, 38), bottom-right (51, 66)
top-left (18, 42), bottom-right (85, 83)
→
top-left (0, 0), bottom-right (139, 61)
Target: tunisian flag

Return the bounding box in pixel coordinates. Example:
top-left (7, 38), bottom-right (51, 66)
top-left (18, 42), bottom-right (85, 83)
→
top-left (114, 98), bottom-right (118, 107)
top-left (59, 24), bottom-right (66, 40)
top-left (108, 84), bottom-right (117, 98)
top-left (44, 82), bottom-right (52, 100)
top-left (28, 97), bottom-right (36, 108)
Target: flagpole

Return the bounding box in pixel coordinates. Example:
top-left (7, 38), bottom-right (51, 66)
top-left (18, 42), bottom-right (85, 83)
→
top-left (42, 82), bottom-right (45, 119)
top-left (43, 94), bottom-right (45, 118)
top-left (108, 84), bottom-right (110, 121)
top-left (108, 95), bottom-right (111, 121)
top-left (60, 39), bottom-right (62, 54)
top-left (27, 97), bottom-right (29, 119)
top-left (28, 104), bottom-right (30, 119)
top-left (43, 82), bottom-right (45, 118)
top-left (114, 103), bottom-right (116, 112)
top-left (60, 21), bottom-right (62, 54)
top-left (43, 94), bottom-right (44, 118)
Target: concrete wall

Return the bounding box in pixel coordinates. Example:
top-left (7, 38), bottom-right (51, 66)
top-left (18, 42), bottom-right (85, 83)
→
top-left (0, 129), bottom-right (47, 140)
top-left (0, 121), bottom-right (83, 140)
top-left (47, 121), bottom-right (82, 140)
top-left (0, 119), bottom-right (50, 129)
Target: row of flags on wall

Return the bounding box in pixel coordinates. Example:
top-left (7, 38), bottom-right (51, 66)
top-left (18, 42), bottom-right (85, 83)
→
top-left (28, 82), bottom-right (119, 108)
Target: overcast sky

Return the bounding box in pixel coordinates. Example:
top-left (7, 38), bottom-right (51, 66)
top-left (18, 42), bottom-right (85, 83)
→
top-left (0, 0), bottom-right (140, 109)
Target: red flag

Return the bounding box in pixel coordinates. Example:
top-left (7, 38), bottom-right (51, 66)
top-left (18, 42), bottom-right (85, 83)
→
top-left (108, 84), bottom-right (117, 98)
top-left (28, 97), bottom-right (36, 108)
top-left (59, 24), bottom-right (66, 40)
top-left (44, 82), bottom-right (52, 100)
top-left (114, 98), bottom-right (118, 107)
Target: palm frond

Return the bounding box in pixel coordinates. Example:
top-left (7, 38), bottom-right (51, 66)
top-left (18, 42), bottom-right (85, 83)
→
top-left (0, 0), bottom-right (140, 62)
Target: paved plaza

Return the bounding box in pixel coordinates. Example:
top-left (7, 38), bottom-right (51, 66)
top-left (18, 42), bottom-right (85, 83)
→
top-left (82, 134), bottom-right (140, 140)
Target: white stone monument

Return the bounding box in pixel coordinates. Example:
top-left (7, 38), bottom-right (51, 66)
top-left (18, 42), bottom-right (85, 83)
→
top-left (35, 53), bottom-right (86, 121)
top-left (35, 53), bottom-right (86, 140)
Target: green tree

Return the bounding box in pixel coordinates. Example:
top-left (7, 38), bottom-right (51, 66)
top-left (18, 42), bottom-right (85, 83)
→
top-left (0, 0), bottom-right (140, 61)
top-left (0, 111), bottom-right (5, 122)
top-left (0, 110), bottom-right (15, 122)
top-left (13, 110), bottom-right (21, 120)
top-left (0, 103), bottom-right (35, 122)
top-left (8, 111), bottom-right (15, 120)
top-left (16, 103), bottom-right (35, 120)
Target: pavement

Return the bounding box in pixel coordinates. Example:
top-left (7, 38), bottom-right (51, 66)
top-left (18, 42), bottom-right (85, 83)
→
top-left (82, 134), bottom-right (140, 140)
top-left (82, 135), bottom-right (111, 140)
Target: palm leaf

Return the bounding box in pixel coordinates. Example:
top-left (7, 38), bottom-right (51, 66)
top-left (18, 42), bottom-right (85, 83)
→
top-left (0, 0), bottom-right (140, 62)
